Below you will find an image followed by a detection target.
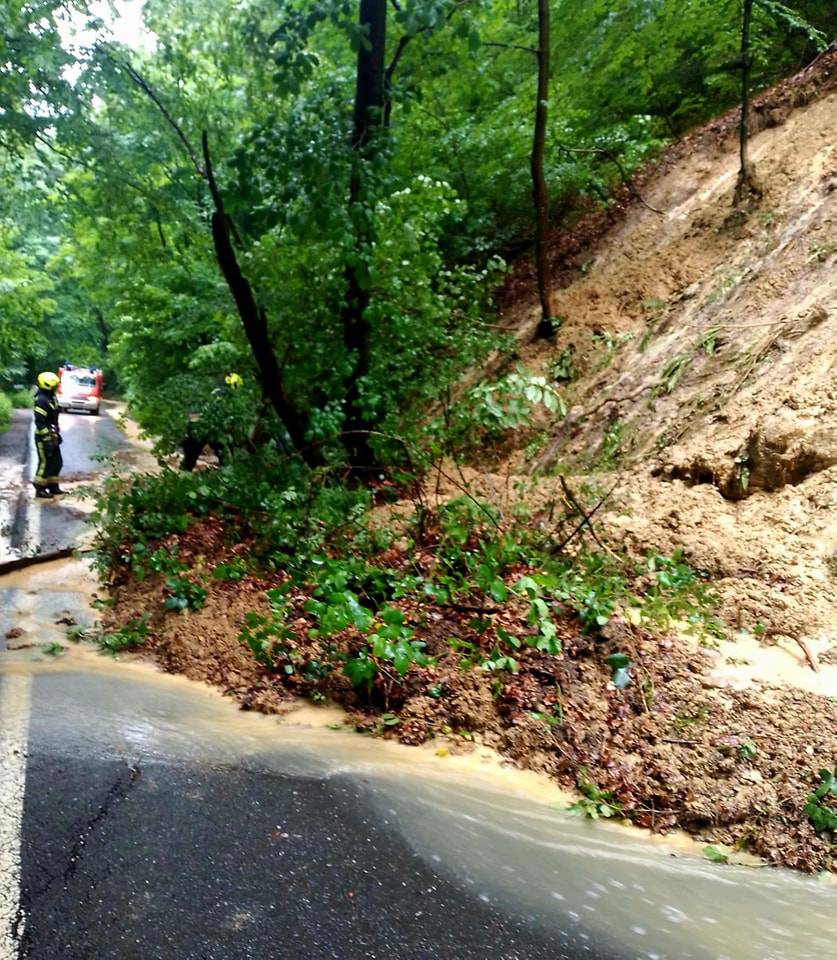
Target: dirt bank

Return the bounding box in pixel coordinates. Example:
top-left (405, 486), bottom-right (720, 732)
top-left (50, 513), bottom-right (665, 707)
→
top-left (100, 512), bottom-right (836, 874)
top-left (505, 56), bottom-right (837, 655)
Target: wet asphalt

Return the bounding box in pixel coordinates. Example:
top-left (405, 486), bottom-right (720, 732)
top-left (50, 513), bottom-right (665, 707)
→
top-left (11, 665), bottom-right (619, 960)
top-left (19, 757), bottom-right (571, 960)
top-left (0, 403), bottom-right (130, 563)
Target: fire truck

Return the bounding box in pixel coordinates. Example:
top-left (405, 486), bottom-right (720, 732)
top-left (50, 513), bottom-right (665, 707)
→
top-left (57, 364), bottom-right (104, 415)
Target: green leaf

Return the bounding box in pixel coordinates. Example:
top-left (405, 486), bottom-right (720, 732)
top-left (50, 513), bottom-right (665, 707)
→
top-left (703, 844), bottom-right (730, 864)
top-left (490, 579), bottom-right (508, 603)
top-left (605, 653), bottom-right (631, 670)
top-left (381, 606), bottom-right (404, 626)
top-left (344, 653), bottom-right (377, 689)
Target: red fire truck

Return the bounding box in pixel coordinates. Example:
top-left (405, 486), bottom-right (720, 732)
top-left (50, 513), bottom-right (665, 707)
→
top-left (57, 364), bottom-right (104, 415)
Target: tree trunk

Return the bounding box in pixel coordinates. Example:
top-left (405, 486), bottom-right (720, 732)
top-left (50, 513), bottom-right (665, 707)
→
top-left (734, 0), bottom-right (762, 205)
top-left (343, 0), bottom-right (387, 471)
top-left (202, 133), bottom-right (317, 466)
top-left (533, 0), bottom-right (555, 339)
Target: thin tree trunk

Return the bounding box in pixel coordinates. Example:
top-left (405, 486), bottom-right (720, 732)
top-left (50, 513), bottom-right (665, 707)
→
top-left (734, 0), bottom-right (762, 204)
top-left (533, 0), bottom-right (555, 338)
top-left (202, 133), bottom-right (317, 466)
top-left (343, 0), bottom-right (387, 471)
top-left (116, 59), bottom-right (315, 465)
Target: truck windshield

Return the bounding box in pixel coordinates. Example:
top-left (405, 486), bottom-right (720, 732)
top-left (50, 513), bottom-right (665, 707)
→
top-left (67, 374), bottom-right (97, 388)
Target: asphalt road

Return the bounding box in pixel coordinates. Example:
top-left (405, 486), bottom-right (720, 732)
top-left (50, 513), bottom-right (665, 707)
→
top-left (4, 664), bottom-right (624, 960)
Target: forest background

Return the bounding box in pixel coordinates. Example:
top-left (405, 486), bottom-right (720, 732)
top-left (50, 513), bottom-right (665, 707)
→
top-left (0, 0), bottom-right (831, 453)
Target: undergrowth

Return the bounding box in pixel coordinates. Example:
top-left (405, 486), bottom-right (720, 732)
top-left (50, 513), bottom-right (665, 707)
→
top-left (92, 456), bottom-right (723, 711)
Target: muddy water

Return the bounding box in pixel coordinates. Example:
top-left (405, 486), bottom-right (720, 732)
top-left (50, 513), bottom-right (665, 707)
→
top-left (8, 645), bottom-right (832, 960)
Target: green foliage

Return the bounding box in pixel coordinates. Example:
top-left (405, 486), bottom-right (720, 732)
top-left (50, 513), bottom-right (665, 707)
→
top-left (658, 354), bottom-right (691, 394)
top-left (344, 606), bottom-right (430, 689)
top-left (698, 326), bottom-right (721, 355)
top-left (99, 614), bottom-right (151, 655)
top-left (550, 348), bottom-right (575, 383)
top-left (803, 768), bottom-right (837, 834)
top-left (239, 588), bottom-right (300, 671)
top-left (0, 392), bottom-right (11, 433)
top-left (703, 844), bottom-right (731, 864)
top-left (640, 551), bottom-right (723, 640)
top-left (597, 420), bottom-right (624, 470)
top-left (212, 557), bottom-right (251, 581)
top-left (10, 387), bottom-right (32, 408)
top-left (2, 0), bottom-right (828, 463)
top-left (163, 575), bottom-right (207, 612)
top-left (605, 652), bottom-right (633, 690)
top-left (568, 770), bottom-right (623, 820)
top-left (513, 577), bottom-right (561, 654)
top-left (439, 367), bottom-right (566, 458)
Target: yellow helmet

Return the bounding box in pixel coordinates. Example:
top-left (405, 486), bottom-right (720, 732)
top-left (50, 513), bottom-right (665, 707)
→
top-left (225, 372), bottom-right (243, 390)
top-left (37, 372), bottom-right (60, 390)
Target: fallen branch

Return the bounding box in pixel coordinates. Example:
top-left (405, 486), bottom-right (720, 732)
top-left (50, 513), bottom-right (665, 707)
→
top-left (579, 384), bottom-right (650, 420)
top-left (558, 475), bottom-right (618, 558)
top-left (0, 548), bottom-right (75, 578)
top-left (551, 477), bottom-right (621, 554)
top-left (435, 601), bottom-right (502, 615)
top-left (796, 638), bottom-right (820, 673)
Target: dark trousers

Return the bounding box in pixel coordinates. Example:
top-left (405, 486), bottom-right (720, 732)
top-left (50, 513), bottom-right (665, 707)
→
top-left (34, 438), bottom-right (62, 488)
top-left (180, 436), bottom-right (206, 472)
top-left (181, 436), bottom-right (228, 472)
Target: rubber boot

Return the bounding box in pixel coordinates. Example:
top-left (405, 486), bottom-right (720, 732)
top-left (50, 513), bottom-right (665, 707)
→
top-left (48, 485), bottom-right (66, 495)
top-left (34, 487), bottom-right (53, 499)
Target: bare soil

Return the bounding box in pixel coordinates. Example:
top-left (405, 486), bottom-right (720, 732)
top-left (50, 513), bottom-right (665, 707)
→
top-left (505, 53), bottom-right (837, 656)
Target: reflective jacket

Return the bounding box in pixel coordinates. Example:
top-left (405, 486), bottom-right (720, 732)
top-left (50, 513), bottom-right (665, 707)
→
top-left (33, 388), bottom-right (60, 440)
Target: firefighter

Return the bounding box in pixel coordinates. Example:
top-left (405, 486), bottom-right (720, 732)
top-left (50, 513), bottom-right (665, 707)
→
top-left (33, 371), bottom-right (64, 498)
top-left (180, 372), bottom-right (244, 471)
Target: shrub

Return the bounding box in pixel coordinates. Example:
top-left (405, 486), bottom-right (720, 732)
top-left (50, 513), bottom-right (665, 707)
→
top-left (11, 388), bottom-right (32, 409)
top-left (99, 614), bottom-right (150, 654)
top-left (0, 392), bottom-right (11, 433)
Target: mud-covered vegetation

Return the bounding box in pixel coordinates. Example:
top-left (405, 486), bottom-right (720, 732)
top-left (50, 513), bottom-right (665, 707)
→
top-left (3, 1), bottom-right (835, 872)
top-left (92, 429), bottom-right (836, 872)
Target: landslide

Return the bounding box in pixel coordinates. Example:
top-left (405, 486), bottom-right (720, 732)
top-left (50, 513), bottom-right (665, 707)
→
top-left (505, 49), bottom-right (837, 661)
top-left (100, 53), bottom-right (837, 875)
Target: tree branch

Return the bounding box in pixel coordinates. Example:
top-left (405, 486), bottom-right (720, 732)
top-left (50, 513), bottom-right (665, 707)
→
top-left (201, 130), bottom-right (224, 212)
top-left (559, 475), bottom-right (618, 558)
top-left (114, 55), bottom-right (204, 177)
top-left (551, 478), bottom-right (621, 555)
top-left (556, 142), bottom-right (663, 215)
top-left (482, 41), bottom-right (538, 56)
top-left (386, 0), bottom-right (476, 86)
top-left (200, 130), bottom-right (243, 247)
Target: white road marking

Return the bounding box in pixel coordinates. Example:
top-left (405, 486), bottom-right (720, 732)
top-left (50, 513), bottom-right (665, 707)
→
top-left (25, 427), bottom-right (41, 555)
top-left (0, 673), bottom-right (32, 959)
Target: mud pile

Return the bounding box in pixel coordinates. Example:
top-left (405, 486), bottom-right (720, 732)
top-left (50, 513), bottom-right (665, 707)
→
top-left (513, 56), bottom-right (837, 653)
